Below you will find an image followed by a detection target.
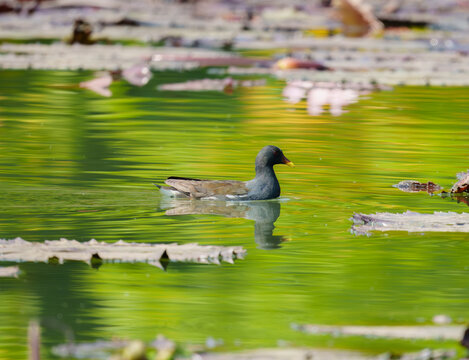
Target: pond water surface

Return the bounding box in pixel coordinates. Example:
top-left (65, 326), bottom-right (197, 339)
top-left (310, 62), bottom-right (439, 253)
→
top-left (1, 70), bottom-right (469, 358)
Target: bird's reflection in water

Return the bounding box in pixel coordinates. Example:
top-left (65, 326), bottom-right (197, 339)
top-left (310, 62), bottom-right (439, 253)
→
top-left (159, 199), bottom-right (286, 249)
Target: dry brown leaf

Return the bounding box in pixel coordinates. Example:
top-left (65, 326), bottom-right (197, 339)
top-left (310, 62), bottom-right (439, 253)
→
top-left (451, 170), bottom-right (469, 193)
top-left (333, 0), bottom-right (383, 37)
top-left (393, 180), bottom-right (441, 193)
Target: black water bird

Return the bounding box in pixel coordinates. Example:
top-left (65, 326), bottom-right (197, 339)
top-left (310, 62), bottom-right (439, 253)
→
top-left (155, 145), bottom-right (294, 200)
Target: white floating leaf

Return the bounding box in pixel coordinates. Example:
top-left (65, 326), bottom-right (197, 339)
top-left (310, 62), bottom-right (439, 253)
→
top-left (0, 238), bottom-right (246, 266)
top-left (351, 211), bottom-right (469, 235)
top-left (0, 265), bottom-right (20, 278)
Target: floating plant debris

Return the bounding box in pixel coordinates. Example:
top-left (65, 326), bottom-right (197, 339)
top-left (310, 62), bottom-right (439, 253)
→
top-left (451, 170), bottom-right (469, 193)
top-left (158, 77), bottom-right (265, 92)
top-left (393, 180), bottom-right (442, 193)
top-left (0, 43), bottom-right (242, 71)
top-left (351, 211), bottom-right (469, 235)
top-left (196, 347), bottom-right (455, 360)
top-left (0, 265), bottom-right (19, 277)
top-left (52, 335), bottom-right (175, 359)
top-left (1, 0), bottom-right (468, 43)
top-left (274, 57), bottom-right (330, 71)
top-left (52, 339), bottom-right (456, 360)
top-left (293, 323), bottom-right (464, 341)
top-left (200, 348), bottom-right (377, 360)
top-left (334, 0), bottom-right (384, 37)
top-left (68, 18), bottom-right (95, 45)
top-left (1, 6), bottom-right (469, 86)
top-left (1, 35), bottom-right (469, 86)
top-left (0, 238), bottom-right (246, 268)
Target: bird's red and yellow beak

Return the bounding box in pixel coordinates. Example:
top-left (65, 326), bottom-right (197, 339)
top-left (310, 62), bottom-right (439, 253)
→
top-left (282, 155), bottom-right (295, 167)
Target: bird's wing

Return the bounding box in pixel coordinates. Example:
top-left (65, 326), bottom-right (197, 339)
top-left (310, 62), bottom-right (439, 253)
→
top-left (165, 177), bottom-right (248, 198)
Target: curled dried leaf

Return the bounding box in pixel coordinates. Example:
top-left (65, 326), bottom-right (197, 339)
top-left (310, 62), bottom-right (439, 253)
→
top-left (393, 180), bottom-right (441, 193)
top-left (451, 170), bottom-right (469, 193)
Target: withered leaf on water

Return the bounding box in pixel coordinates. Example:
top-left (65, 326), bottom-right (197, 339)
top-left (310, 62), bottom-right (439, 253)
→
top-left (198, 347), bottom-right (454, 360)
top-left (451, 170), bottom-right (469, 193)
top-left (393, 180), bottom-right (441, 193)
top-left (293, 323), bottom-right (464, 341)
top-left (351, 211), bottom-right (469, 235)
top-left (274, 57), bottom-right (330, 71)
top-left (158, 77), bottom-right (265, 92)
top-left (333, 0), bottom-right (384, 37)
top-left (52, 335), bottom-right (176, 359)
top-left (0, 265), bottom-right (20, 277)
top-left (0, 238), bottom-right (245, 268)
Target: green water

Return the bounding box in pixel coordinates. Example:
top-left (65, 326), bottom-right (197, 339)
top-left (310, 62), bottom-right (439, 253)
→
top-left (1, 69), bottom-right (469, 358)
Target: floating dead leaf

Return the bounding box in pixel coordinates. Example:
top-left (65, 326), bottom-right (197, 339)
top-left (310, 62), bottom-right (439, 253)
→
top-left (68, 19), bottom-right (95, 45)
top-left (433, 314), bottom-right (452, 325)
top-left (158, 78), bottom-right (265, 93)
top-left (333, 0), bottom-right (383, 37)
top-left (2, 41), bottom-right (469, 86)
top-left (0, 265), bottom-right (20, 277)
top-left (293, 323), bottom-right (464, 341)
top-left (191, 347), bottom-right (454, 360)
top-left (451, 170), bottom-right (469, 193)
top-left (52, 339), bottom-right (129, 359)
top-left (121, 340), bottom-right (146, 360)
top-left (274, 57), bottom-right (329, 71)
top-left (0, 238), bottom-right (245, 267)
top-left (351, 211), bottom-right (469, 235)
top-left (53, 334), bottom-right (176, 359)
top-left (151, 335), bottom-right (176, 360)
top-left (393, 180), bottom-right (442, 193)
top-left (152, 55), bottom-right (262, 68)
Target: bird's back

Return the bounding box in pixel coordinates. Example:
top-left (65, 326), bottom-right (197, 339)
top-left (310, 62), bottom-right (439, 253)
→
top-left (165, 176), bottom-right (249, 199)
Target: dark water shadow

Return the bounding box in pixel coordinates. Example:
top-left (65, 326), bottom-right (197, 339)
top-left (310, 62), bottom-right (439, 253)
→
top-left (159, 199), bottom-right (286, 250)
top-left (441, 192), bottom-right (469, 207)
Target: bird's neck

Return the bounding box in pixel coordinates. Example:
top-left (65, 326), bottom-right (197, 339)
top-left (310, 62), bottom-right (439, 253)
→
top-left (247, 164), bottom-right (280, 199)
top-left (255, 164), bottom-right (277, 182)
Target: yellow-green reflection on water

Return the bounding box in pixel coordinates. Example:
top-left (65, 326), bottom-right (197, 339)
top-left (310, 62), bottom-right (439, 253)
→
top-left (1, 70), bottom-right (469, 358)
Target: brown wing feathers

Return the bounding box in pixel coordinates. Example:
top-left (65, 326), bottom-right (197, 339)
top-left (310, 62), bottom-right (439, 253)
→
top-left (165, 177), bottom-right (248, 198)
